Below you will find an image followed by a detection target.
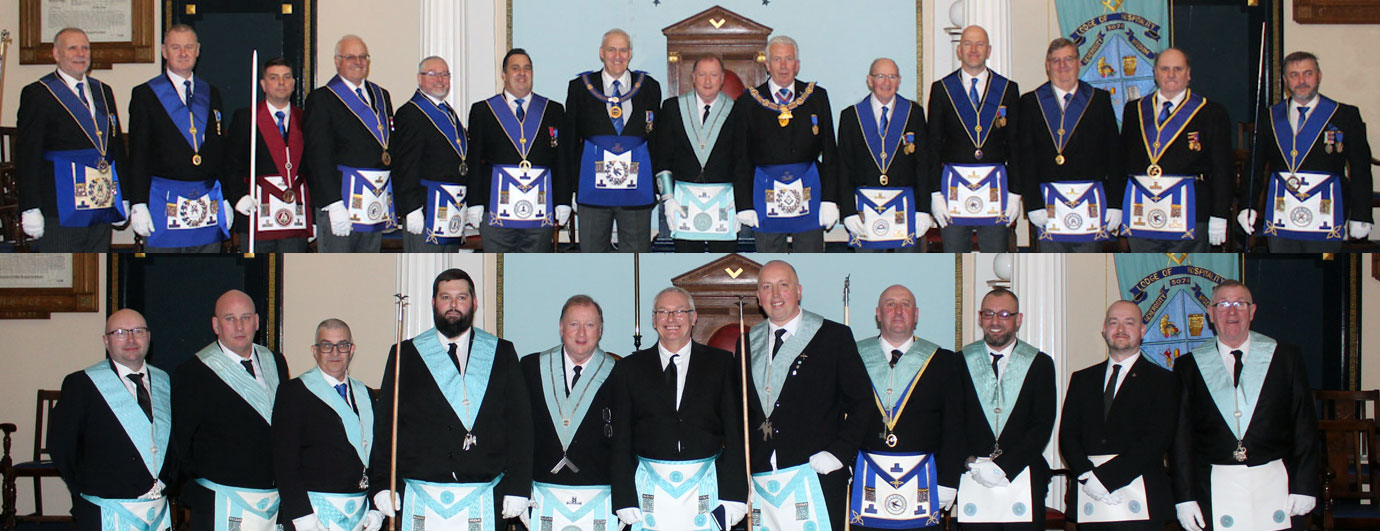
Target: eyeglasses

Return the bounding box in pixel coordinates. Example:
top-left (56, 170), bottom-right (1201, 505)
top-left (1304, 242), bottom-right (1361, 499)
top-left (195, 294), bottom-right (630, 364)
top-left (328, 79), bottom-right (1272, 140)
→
top-left (1211, 300), bottom-right (1253, 311)
top-left (979, 310), bottom-right (1018, 320)
top-left (314, 341), bottom-right (355, 353)
top-left (1047, 56), bottom-right (1079, 66)
top-left (337, 54), bottom-right (370, 63)
top-left (653, 309), bottom-right (695, 319)
top-left (869, 73), bottom-right (900, 81)
top-left (420, 71), bottom-right (452, 79)
top-left (105, 327), bottom-right (150, 340)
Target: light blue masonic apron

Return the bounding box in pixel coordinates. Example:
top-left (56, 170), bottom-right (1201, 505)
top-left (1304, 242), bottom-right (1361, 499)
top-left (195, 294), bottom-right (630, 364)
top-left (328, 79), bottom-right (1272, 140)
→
top-left (633, 454), bottom-right (719, 531)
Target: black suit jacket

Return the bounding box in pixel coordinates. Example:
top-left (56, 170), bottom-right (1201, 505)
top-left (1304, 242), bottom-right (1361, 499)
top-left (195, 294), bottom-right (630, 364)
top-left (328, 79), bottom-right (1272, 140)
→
top-left (1059, 356), bottom-right (1177, 523)
top-left (652, 93), bottom-right (745, 187)
top-left (391, 94), bottom-right (468, 216)
top-left (368, 333), bottom-right (533, 500)
top-left (731, 80), bottom-right (842, 209)
top-left (1016, 82), bottom-right (1125, 206)
top-left (1119, 94), bottom-right (1235, 222)
top-left (608, 343), bottom-right (747, 510)
top-left (225, 104), bottom-right (307, 234)
top-left (16, 75), bottom-right (128, 216)
top-left (857, 344), bottom-right (965, 488)
top-left (836, 96), bottom-right (931, 217)
top-left (271, 376), bottom-right (377, 527)
top-left (926, 70), bottom-right (1022, 194)
top-left (467, 95), bottom-right (567, 208)
top-left (127, 74), bottom-right (228, 203)
top-left (303, 80), bottom-right (394, 207)
top-left (520, 350), bottom-right (617, 487)
top-left (559, 71), bottom-right (662, 207)
top-left (1247, 97), bottom-right (1373, 223)
top-left (957, 346), bottom-right (1056, 487)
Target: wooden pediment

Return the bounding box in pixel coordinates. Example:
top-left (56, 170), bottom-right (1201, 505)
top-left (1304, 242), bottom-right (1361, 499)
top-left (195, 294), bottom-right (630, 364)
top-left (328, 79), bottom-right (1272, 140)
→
top-left (671, 253), bottom-right (765, 347)
top-left (662, 6), bottom-right (772, 42)
top-left (672, 253), bottom-right (762, 296)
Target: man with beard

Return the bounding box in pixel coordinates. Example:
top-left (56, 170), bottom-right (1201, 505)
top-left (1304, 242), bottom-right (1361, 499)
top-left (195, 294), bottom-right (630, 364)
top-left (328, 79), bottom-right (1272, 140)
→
top-left (953, 288), bottom-right (1055, 530)
top-left (1172, 280), bottom-right (1318, 531)
top-left (519, 295), bottom-right (619, 530)
top-left (846, 285), bottom-right (961, 529)
top-left (369, 268), bottom-right (532, 530)
top-left (741, 260), bottom-right (871, 531)
top-left (609, 287), bottom-right (748, 530)
top-left (226, 57), bottom-right (312, 252)
top-left (1059, 301), bottom-right (1177, 530)
top-left (394, 56), bottom-right (470, 252)
top-left (173, 290), bottom-right (291, 531)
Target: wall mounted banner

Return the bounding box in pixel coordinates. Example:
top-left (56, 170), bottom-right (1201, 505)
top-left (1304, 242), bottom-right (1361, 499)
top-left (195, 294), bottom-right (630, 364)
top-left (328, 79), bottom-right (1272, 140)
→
top-left (1114, 253), bottom-right (1239, 370)
top-left (1057, 0), bottom-right (1169, 124)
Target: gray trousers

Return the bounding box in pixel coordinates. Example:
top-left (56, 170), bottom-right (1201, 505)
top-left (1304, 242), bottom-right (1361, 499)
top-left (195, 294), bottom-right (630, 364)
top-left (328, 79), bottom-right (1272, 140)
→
top-left (577, 204), bottom-right (652, 253)
top-left (940, 224), bottom-right (1009, 252)
top-left (1267, 236), bottom-right (1343, 253)
top-left (479, 222), bottom-right (552, 253)
top-left (401, 230), bottom-right (461, 253)
top-left (754, 229), bottom-right (825, 252)
top-left (1127, 222), bottom-right (1209, 252)
top-left (36, 217), bottom-right (110, 252)
top-left (315, 208), bottom-right (383, 253)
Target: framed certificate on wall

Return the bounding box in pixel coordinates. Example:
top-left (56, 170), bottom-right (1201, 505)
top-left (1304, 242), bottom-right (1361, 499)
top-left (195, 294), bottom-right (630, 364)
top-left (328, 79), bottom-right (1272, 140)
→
top-left (18, 0), bottom-right (155, 68)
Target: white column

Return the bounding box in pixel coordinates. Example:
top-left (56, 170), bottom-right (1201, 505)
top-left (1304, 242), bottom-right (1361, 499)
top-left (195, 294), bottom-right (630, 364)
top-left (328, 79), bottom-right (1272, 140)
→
top-left (420, 0), bottom-right (498, 110)
top-left (964, 0), bottom-right (1013, 76)
top-left (396, 254), bottom-right (488, 338)
top-left (1011, 253), bottom-right (1069, 513)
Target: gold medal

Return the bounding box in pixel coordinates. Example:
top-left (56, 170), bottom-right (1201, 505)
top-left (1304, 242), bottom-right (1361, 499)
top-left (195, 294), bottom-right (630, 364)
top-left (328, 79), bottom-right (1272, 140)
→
top-left (879, 174), bottom-right (889, 186)
top-left (518, 159), bottom-right (533, 173)
top-left (381, 151), bottom-right (392, 166)
top-left (885, 433), bottom-right (898, 448)
top-left (1055, 154), bottom-right (1065, 166)
top-left (778, 109), bottom-right (792, 127)
top-left (282, 188), bottom-right (296, 203)
top-left (608, 105), bottom-right (623, 120)
top-left (1147, 163), bottom-right (1163, 178)
top-left (974, 149), bottom-right (983, 160)
top-left (192, 154), bottom-right (202, 166)
top-left (97, 159), bottom-right (111, 174)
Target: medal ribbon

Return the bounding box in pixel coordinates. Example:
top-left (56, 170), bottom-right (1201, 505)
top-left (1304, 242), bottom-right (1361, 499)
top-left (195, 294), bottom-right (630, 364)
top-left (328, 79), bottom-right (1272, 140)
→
top-left (1271, 96), bottom-right (1338, 174)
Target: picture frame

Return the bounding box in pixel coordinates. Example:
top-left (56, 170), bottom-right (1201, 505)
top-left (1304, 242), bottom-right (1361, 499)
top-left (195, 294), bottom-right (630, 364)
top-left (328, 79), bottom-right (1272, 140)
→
top-left (19, 0), bottom-right (155, 69)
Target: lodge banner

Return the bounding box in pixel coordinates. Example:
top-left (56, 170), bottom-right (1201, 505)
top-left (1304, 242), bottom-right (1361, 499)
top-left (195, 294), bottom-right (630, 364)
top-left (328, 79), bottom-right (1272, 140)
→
top-left (1113, 253), bottom-right (1239, 369)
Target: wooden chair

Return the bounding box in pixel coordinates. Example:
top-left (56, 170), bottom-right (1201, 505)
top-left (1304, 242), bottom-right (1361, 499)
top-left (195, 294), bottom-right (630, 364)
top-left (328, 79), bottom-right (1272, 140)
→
top-left (1317, 390), bottom-right (1380, 422)
top-left (0, 390), bottom-right (68, 529)
top-left (1318, 418), bottom-right (1380, 529)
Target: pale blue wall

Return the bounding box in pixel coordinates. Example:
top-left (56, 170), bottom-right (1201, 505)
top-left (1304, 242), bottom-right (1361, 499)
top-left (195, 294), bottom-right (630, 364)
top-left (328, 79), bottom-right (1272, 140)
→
top-left (501, 253), bottom-right (957, 357)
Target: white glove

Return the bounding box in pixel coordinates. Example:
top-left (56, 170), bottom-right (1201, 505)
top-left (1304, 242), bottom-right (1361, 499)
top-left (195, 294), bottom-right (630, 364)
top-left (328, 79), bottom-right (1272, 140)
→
top-left (235, 195), bottom-right (256, 216)
top-left (405, 208), bottom-right (424, 235)
top-left (467, 206), bottom-right (484, 229)
top-left (1004, 193), bottom-right (1022, 227)
top-left (1287, 494), bottom-right (1316, 516)
top-left (915, 212), bottom-right (935, 237)
top-left (555, 205), bottom-right (572, 226)
top-left (819, 201), bottom-right (840, 230)
top-left (937, 486), bottom-right (957, 511)
top-left (736, 209), bottom-right (759, 228)
top-left (661, 195), bottom-right (681, 229)
top-left (720, 501), bottom-right (748, 526)
top-left (1176, 501), bottom-right (1205, 531)
top-left (130, 203), bottom-right (155, 237)
top-left (326, 201), bottom-right (352, 237)
top-left (372, 490), bottom-right (400, 518)
top-left (360, 510), bottom-right (383, 531)
top-left (1079, 470), bottom-right (1122, 504)
top-left (1104, 207), bottom-right (1122, 233)
top-left (1027, 209), bottom-right (1049, 230)
top-left (1349, 221), bottom-right (1373, 240)
top-left (930, 192), bottom-right (950, 228)
top-left (501, 495), bottom-right (529, 519)
top-left (808, 451), bottom-right (844, 475)
top-left (967, 459), bottom-right (1009, 488)
top-left (842, 214), bottom-right (865, 236)
top-left (121, 200), bottom-right (131, 223)
top-left (223, 200), bottom-right (234, 232)
top-left (1237, 209), bottom-right (1258, 236)
top-left (615, 507), bottom-right (644, 527)
top-left (21, 208), bottom-right (44, 239)
top-left (292, 513), bottom-right (324, 531)
top-left (1208, 216), bottom-right (1227, 246)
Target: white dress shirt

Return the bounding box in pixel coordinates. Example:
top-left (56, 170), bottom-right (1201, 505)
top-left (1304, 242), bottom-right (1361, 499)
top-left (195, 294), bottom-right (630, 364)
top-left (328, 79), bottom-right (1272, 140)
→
top-left (1288, 94), bottom-right (1321, 133)
top-left (112, 360), bottom-right (151, 400)
top-left (1154, 89), bottom-right (1188, 117)
top-left (55, 69), bottom-right (97, 119)
top-left (562, 348), bottom-right (593, 394)
top-left (658, 341), bottom-right (693, 410)
top-left (601, 69), bottom-right (632, 120)
top-left (505, 90), bottom-right (533, 118)
top-left (219, 341), bottom-right (265, 388)
top-left (871, 94), bottom-right (897, 131)
top-left (1103, 353), bottom-right (1139, 396)
top-left (960, 68), bottom-right (991, 104)
top-left (438, 328), bottom-right (473, 374)
top-left (1216, 336), bottom-right (1253, 387)
top-left (766, 310), bottom-right (803, 353)
top-left (879, 336), bottom-right (915, 358)
top-left (1053, 84), bottom-right (1077, 112)
top-left (986, 340), bottom-right (1016, 380)
top-left (165, 70), bottom-right (196, 105)
top-left (320, 370), bottom-right (353, 409)
top-left (266, 100), bottom-right (291, 130)
top-left (768, 79), bottom-right (797, 104)
top-left (340, 77), bottom-right (371, 107)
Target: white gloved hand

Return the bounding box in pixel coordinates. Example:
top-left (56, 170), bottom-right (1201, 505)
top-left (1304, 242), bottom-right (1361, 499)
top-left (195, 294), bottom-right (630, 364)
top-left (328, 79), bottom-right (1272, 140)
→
top-left (967, 459), bottom-right (1009, 488)
top-left (1349, 221), bottom-right (1373, 240)
top-left (326, 201), bottom-right (352, 237)
top-left (372, 490), bottom-right (400, 518)
top-left (615, 507), bottom-right (644, 527)
top-left (808, 451), bottom-right (844, 475)
top-left (1079, 471), bottom-right (1122, 504)
top-left (938, 485), bottom-right (957, 511)
top-left (130, 203), bottom-right (155, 237)
top-left (1104, 207), bottom-right (1122, 233)
top-left (405, 208), bottom-right (424, 235)
top-left (661, 194), bottom-right (681, 229)
top-left (819, 202), bottom-right (840, 230)
top-left (736, 209), bottom-right (759, 228)
top-left (720, 501), bottom-right (748, 526)
top-left (360, 510), bottom-right (383, 531)
top-left (1237, 209), bottom-right (1258, 236)
top-left (1004, 193), bottom-right (1022, 227)
top-left (930, 192), bottom-right (951, 228)
top-left (1287, 494), bottom-right (1316, 516)
top-left (915, 212), bottom-right (935, 237)
top-left (501, 495), bottom-right (528, 519)
top-left (292, 513), bottom-right (324, 531)
top-left (1208, 216), bottom-right (1227, 246)
top-left (121, 200), bottom-right (131, 223)
top-left (21, 208), bottom-right (44, 240)
top-left (235, 195), bottom-right (256, 216)
top-left (467, 206), bottom-right (484, 229)
top-left (555, 205), bottom-right (572, 226)
top-left (223, 200), bottom-right (234, 232)
top-left (1027, 209), bottom-right (1049, 230)
top-left (842, 214), bottom-right (865, 236)
top-left (1176, 501), bottom-right (1206, 531)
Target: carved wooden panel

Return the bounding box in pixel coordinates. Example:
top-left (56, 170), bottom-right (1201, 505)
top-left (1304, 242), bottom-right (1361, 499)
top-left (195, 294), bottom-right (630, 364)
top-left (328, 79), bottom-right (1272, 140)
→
top-left (671, 253), bottom-right (763, 348)
top-left (662, 6), bottom-right (773, 99)
top-left (1294, 0), bottom-right (1380, 24)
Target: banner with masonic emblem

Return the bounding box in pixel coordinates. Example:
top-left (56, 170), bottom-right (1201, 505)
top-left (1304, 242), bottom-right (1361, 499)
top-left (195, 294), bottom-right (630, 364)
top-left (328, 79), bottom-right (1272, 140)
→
top-left (1114, 253), bottom-right (1239, 369)
top-left (1058, 0), bottom-right (1168, 124)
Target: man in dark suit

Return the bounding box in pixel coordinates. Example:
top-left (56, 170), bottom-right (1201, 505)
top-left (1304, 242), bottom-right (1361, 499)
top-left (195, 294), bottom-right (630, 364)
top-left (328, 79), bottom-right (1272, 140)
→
top-left (1017, 38), bottom-right (1124, 253)
top-left (838, 58), bottom-right (932, 252)
top-left (741, 260), bottom-right (871, 531)
top-left (272, 319), bottom-right (383, 531)
top-left (927, 25), bottom-right (1023, 252)
top-left (653, 54), bottom-right (744, 252)
top-left (173, 290), bottom-right (291, 531)
top-left (1239, 50), bottom-right (1372, 252)
top-left (561, 29), bottom-right (662, 252)
top-left (226, 57), bottom-right (311, 253)
top-left (609, 286), bottom-right (747, 529)
top-left (369, 268), bottom-right (532, 530)
top-left (1172, 280), bottom-right (1318, 531)
top-left (847, 285), bottom-right (961, 529)
top-left (394, 56), bottom-right (469, 252)
top-left (127, 24), bottom-right (230, 252)
top-left (469, 48), bottom-right (568, 252)
top-left (731, 35), bottom-right (841, 252)
top-left (520, 295), bottom-right (618, 529)
top-left (304, 35), bottom-right (394, 252)
top-left (1059, 301), bottom-right (1177, 530)
top-left (954, 288), bottom-right (1055, 530)
top-left (50, 309), bottom-right (177, 531)
top-left (17, 27), bottom-right (128, 251)
top-left (1118, 48), bottom-right (1234, 252)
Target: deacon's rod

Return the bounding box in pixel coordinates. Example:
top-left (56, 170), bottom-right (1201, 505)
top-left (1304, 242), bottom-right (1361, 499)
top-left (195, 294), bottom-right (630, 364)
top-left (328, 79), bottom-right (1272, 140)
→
top-left (247, 50), bottom-right (259, 254)
top-left (737, 295), bottom-right (753, 530)
top-left (1245, 21), bottom-right (1268, 252)
top-left (633, 254), bottom-right (642, 349)
top-left (388, 293), bottom-right (409, 531)
top-left (843, 275), bottom-right (851, 326)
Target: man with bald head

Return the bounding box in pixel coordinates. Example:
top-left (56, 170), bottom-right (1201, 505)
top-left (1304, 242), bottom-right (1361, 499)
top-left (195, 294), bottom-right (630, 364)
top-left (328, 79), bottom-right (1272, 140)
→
top-left (1059, 301), bottom-right (1176, 530)
top-left (305, 35), bottom-right (395, 252)
top-left (838, 58), bottom-right (933, 252)
top-left (927, 25), bottom-right (1023, 252)
top-left (741, 260), bottom-right (870, 530)
top-left (50, 309), bottom-right (178, 530)
top-left (174, 289), bottom-right (290, 531)
top-left (562, 29), bottom-right (663, 252)
top-left (846, 285), bottom-right (960, 529)
top-left (1171, 281), bottom-right (1318, 531)
top-left (18, 27), bottom-right (129, 251)
top-left (394, 56), bottom-right (469, 252)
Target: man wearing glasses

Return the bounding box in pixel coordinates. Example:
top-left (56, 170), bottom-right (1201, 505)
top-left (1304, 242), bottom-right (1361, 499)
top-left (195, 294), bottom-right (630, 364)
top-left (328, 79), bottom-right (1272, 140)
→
top-left (608, 286), bottom-right (748, 529)
top-left (173, 290), bottom-right (290, 531)
top-left (954, 288), bottom-right (1055, 530)
top-left (1171, 280), bottom-right (1318, 531)
top-left (272, 319), bottom-right (384, 531)
top-left (394, 56), bottom-right (469, 252)
top-left (50, 309), bottom-right (178, 530)
top-left (305, 35), bottom-right (395, 252)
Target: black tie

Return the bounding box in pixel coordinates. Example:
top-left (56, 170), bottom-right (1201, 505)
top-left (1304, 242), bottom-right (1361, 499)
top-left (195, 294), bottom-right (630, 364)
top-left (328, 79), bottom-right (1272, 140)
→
top-left (889, 349), bottom-right (904, 368)
top-left (127, 373), bottom-right (153, 422)
top-left (702, 104), bottom-right (712, 124)
top-left (772, 329), bottom-right (788, 359)
top-left (1103, 364), bottom-right (1121, 418)
top-left (448, 342), bottom-right (462, 374)
top-left (241, 359), bottom-right (256, 378)
top-left (569, 365), bottom-right (582, 397)
top-left (665, 354), bottom-right (680, 409)
top-left (1231, 350), bottom-right (1244, 387)
top-left (990, 353), bottom-right (1003, 381)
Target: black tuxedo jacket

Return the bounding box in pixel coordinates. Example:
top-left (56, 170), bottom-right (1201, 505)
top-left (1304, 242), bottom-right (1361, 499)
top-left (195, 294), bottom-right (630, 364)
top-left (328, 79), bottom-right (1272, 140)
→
top-left (1247, 98), bottom-right (1373, 223)
top-left (271, 376), bottom-right (378, 527)
top-left (731, 80), bottom-right (842, 209)
top-left (303, 81), bottom-right (394, 207)
top-left (1119, 95), bottom-right (1235, 222)
top-left (652, 94), bottom-right (745, 186)
top-left (225, 105), bottom-right (306, 233)
top-left (16, 76), bottom-right (128, 216)
top-left (559, 71), bottom-right (662, 206)
top-left (520, 351), bottom-right (617, 487)
top-left (1060, 356), bottom-right (1177, 523)
top-left (836, 97), bottom-right (931, 217)
top-left (957, 348), bottom-right (1056, 486)
top-left (608, 343), bottom-right (747, 510)
top-left (926, 71), bottom-right (1022, 194)
top-left (857, 346), bottom-right (965, 488)
top-left (467, 95), bottom-right (567, 208)
top-left (391, 95), bottom-right (467, 216)
top-left (127, 74), bottom-right (228, 203)
top-left (368, 334), bottom-right (533, 500)
top-left (1016, 83), bottom-right (1125, 206)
